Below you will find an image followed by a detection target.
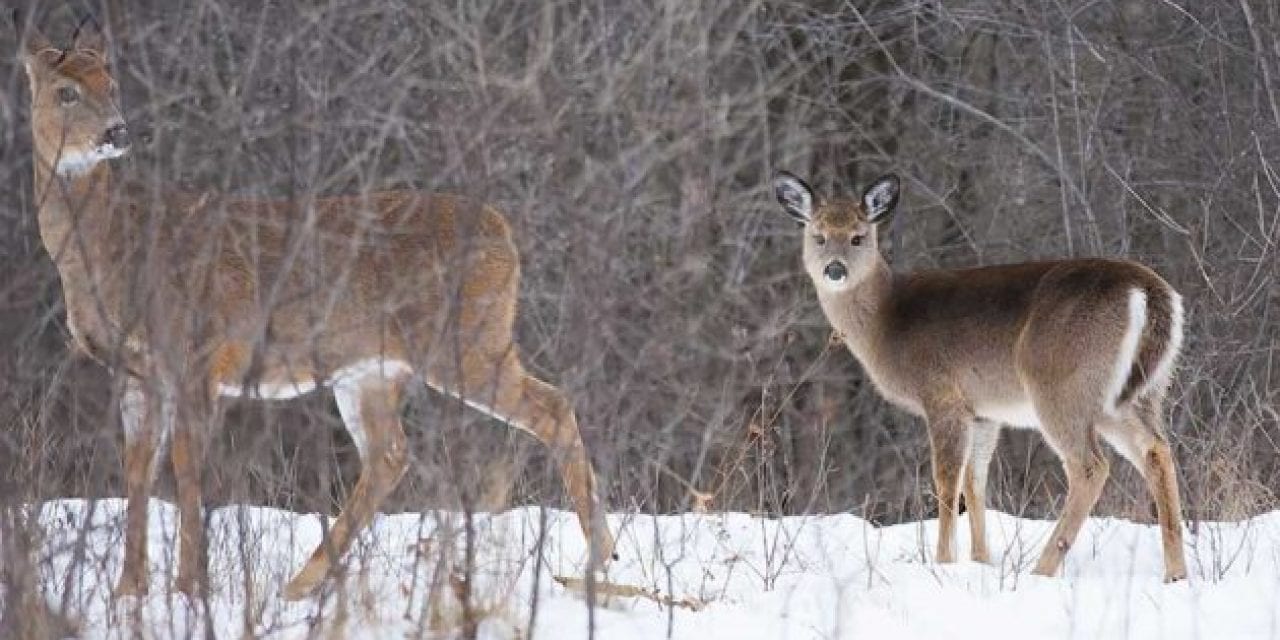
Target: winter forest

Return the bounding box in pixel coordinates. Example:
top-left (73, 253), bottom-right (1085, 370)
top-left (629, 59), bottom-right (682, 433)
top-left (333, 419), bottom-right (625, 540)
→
top-left (1, 0), bottom-right (1278, 638)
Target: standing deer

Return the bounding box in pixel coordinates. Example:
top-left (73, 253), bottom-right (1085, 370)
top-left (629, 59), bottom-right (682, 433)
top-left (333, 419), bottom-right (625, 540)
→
top-left (19, 21), bottom-right (614, 600)
top-left (772, 171), bottom-right (1187, 582)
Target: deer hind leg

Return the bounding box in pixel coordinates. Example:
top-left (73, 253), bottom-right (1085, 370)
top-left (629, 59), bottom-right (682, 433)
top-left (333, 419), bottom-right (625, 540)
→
top-left (1030, 400), bottom-right (1110, 578)
top-left (114, 377), bottom-right (173, 598)
top-left (1098, 397), bottom-right (1187, 582)
top-left (963, 421), bottom-right (1000, 564)
top-left (283, 371), bottom-right (409, 601)
top-left (436, 352), bottom-right (615, 569)
top-left (925, 403), bottom-right (973, 564)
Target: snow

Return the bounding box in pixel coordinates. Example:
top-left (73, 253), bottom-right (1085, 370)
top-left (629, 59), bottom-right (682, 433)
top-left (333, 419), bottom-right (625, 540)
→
top-left (27, 499), bottom-right (1280, 639)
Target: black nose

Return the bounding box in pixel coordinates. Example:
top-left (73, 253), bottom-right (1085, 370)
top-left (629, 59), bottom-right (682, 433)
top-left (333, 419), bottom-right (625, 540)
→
top-left (103, 124), bottom-right (131, 149)
top-left (824, 261), bottom-right (847, 282)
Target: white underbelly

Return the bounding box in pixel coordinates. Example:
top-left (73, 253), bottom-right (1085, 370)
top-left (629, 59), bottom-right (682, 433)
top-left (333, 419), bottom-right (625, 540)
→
top-left (975, 402), bottom-right (1041, 429)
top-left (216, 358), bottom-right (415, 401)
top-left (217, 379), bottom-right (318, 400)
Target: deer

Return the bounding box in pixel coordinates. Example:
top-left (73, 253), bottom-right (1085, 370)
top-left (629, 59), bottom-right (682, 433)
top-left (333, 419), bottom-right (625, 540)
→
top-left (18, 20), bottom-right (615, 600)
top-left (772, 170), bottom-right (1188, 582)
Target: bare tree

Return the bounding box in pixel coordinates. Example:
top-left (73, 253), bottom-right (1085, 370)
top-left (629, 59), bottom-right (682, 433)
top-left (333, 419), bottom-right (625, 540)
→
top-left (0, 0), bottom-right (1276, 632)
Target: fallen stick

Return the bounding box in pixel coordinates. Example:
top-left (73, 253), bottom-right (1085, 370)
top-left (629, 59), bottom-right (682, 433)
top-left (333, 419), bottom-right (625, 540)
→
top-left (553, 575), bottom-right (707, 612)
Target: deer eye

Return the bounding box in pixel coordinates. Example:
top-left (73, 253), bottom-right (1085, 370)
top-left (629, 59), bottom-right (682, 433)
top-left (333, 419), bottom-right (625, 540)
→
top-left (813, 235), bottom-right (826, 246)
top-left (850, 235), bottom-right (864, 247)
top-left (57, 86), bottom-right (80, 105)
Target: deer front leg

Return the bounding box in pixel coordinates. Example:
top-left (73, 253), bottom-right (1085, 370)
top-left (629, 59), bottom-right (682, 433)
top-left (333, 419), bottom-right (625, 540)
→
top-left (171, 385), bottom-right (213, 598)
top-left (962, 422), bottom-right (999, 564)
top-left (114, 377), bottom-right (172, 598)
top-left (925, 404), bottom-right (972, 565)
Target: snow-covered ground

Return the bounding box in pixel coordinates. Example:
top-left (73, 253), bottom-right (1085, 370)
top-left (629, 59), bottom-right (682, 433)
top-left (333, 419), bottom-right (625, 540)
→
top-left (29, 499), bottom-right (1280, 638)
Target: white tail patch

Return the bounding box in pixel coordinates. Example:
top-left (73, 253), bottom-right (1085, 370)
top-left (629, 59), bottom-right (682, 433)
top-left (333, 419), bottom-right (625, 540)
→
top-left (1142, 289), bottom-right (1184, 397)
top-left (1106, 288), bottom-right (1148, 414)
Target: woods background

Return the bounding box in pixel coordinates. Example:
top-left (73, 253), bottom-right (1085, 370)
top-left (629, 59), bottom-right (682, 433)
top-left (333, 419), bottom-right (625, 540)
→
top-left (0, 0), bottom-right (1277, 629)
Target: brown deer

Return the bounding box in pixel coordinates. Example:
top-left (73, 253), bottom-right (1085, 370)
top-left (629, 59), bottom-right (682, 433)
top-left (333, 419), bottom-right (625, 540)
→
top-left (772, 171), bottom-right (1187, 582)
top-left (19, 21), bottom-right (615, 600)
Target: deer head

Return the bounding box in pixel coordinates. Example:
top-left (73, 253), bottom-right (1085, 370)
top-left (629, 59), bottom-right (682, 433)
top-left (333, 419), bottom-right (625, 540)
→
top-left (19, 18), bottom-right (130, 177)
top-left (773, 171), bottom-right (900, 292)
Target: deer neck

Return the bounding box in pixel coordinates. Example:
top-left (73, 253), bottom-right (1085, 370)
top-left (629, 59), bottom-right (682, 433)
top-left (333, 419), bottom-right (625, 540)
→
top-left (33, 157), bottom-right (115, 270)
top-left (32, 155), bottom-right (130, 357)
top-left (819, 257), bottom-right (893, 364)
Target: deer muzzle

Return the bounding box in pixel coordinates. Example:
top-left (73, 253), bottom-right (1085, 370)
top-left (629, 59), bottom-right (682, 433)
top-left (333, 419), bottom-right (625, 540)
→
top-left (823, 260), bottom-right (848, 283)
top-left (102, 123), bottom-right (131, 151)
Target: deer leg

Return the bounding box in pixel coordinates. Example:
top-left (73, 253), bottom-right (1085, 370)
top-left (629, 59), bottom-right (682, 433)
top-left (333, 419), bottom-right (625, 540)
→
top-left (1099, 400), bottom-right (1187, 582)
top-left (283, 375), bottom-right (408, 600)
top-left (1142, 437), bottom-right (1187, 582)
top-left (444, 354), bottom-right (615, 569)
top-left (171, 388), bottom-right (211, 598)
top-left (114, 377), bottom-right (172, 598)
top-left (1032, 423), bottom-right (1109, 578)
top-left (963, 421), bottom-right (999, 564)
top-left (925, 407), bottom-right (971, 564)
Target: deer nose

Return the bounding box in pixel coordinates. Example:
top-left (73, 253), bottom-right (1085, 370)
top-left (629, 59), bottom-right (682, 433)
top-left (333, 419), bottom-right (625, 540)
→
top-left (823, 261), bottom-right (848, 283)
top-left (103, 124), bottom-right (131, 150)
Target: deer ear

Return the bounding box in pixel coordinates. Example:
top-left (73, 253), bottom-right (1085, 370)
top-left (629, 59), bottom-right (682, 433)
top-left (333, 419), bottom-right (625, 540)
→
top-left (861, 174), bottom-right (900, 225)
top-left (72, 16), bottom-right (105, 55)
top-left (773, 171), bottom-right (814, 224)
top-left (16, 13), bottom-right (55, 63)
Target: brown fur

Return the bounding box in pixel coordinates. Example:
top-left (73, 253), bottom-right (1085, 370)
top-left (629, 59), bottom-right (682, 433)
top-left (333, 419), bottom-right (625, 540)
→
top-left (774, 172), bottom-right (1187, 581)
top-left (22, 27), bottom-right (615, 601)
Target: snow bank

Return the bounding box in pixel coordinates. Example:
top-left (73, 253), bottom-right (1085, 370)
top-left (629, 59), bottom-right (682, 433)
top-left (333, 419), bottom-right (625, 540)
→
top-left (28, 499), bottom-right (1280, 638)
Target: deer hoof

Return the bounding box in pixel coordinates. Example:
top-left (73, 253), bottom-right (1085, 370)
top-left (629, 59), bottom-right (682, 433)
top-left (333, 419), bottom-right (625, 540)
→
top-left (282, 562), bottom-right (327, 601)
